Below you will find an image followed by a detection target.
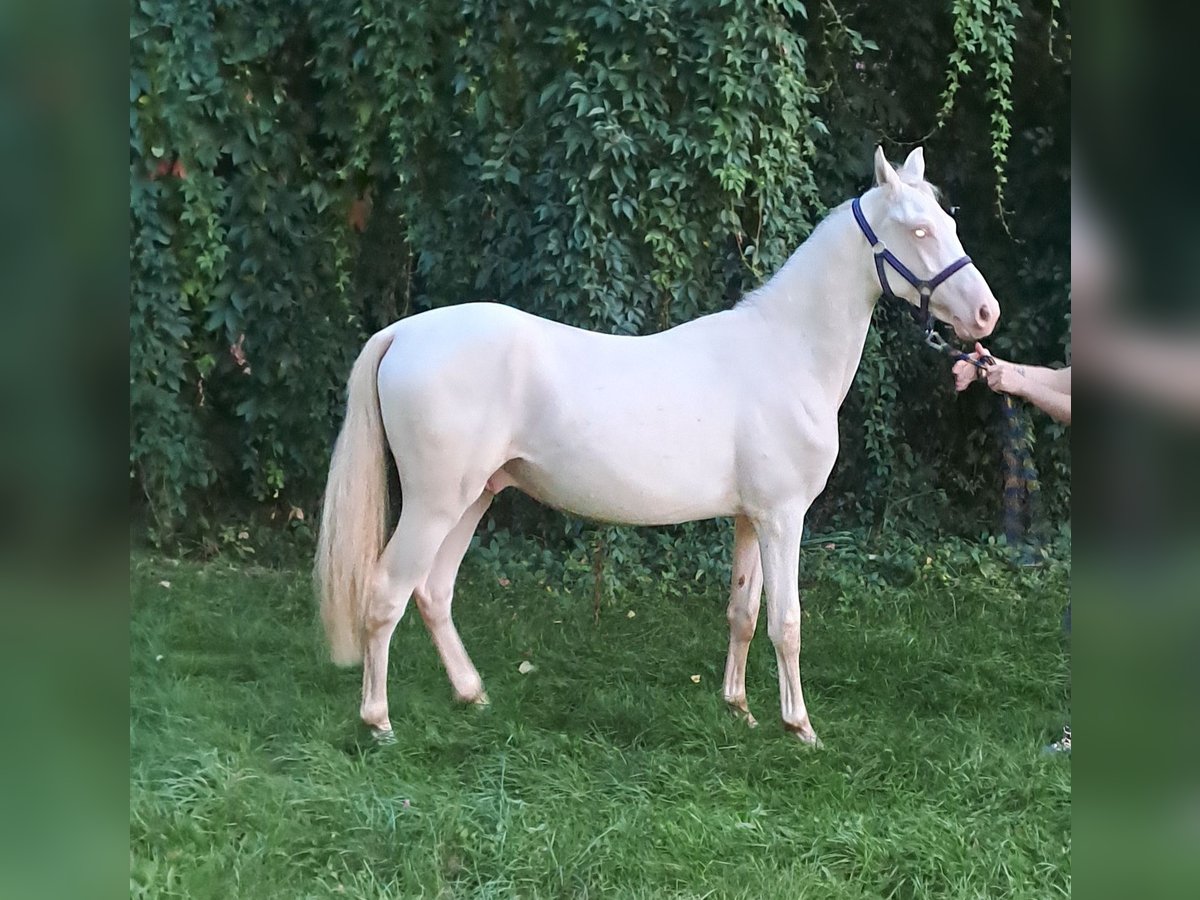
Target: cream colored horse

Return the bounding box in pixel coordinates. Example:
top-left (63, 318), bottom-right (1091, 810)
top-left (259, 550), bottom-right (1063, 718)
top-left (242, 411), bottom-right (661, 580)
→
top-left (316, 147), bottom-right (999, 745)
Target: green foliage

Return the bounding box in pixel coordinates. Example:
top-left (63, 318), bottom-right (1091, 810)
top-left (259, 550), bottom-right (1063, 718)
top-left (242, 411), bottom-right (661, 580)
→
top-left (130, 0), bottom-right (363, 544)
top-left (938, 0), bottom-right (1024, 214)
top-left (130, 0), bottom-right (1071, 553)
top-left (131, 541), bottom-right (1070, 897)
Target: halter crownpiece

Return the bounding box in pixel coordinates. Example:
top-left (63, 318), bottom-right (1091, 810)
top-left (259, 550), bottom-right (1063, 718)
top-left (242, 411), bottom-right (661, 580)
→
top-left (851, 196), bottom-right (974, 337)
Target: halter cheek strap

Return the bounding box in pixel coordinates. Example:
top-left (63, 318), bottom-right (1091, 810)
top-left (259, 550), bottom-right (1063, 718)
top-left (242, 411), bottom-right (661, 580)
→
top-left (851, 196), bottom-right (973, 336)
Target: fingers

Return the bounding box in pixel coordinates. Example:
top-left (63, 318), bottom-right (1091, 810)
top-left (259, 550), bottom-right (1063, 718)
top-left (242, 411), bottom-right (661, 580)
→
top-left (951, 361), bottom-right (971, 392)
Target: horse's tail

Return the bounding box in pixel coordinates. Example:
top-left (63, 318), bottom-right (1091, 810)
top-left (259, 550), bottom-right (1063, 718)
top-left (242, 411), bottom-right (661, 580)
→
top-left (314, 325), bottom-right (398, 666)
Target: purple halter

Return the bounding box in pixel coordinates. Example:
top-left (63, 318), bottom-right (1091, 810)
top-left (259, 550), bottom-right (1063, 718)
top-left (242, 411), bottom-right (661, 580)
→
top-left (851, 196), bottom-right (974, 337)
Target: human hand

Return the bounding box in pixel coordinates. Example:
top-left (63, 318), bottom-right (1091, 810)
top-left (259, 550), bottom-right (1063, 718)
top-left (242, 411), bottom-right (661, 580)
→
top-left (952, 342), bottom-right (990, 392)
top-left (983, 360), bottom-right (1028, 397)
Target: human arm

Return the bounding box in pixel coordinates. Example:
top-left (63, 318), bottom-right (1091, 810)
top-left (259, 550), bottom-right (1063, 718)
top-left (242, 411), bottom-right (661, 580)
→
top-left (952, 343), bottom-right (1071, 424)
top-left (983, 361), bottom-right (1072, 424)
top-left (1011, 361), bottom-right (1071, 395)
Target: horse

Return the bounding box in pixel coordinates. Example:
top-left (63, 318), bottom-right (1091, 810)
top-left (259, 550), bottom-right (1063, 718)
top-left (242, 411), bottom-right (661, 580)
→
top-left (315, 146), bottom-right (999, 745)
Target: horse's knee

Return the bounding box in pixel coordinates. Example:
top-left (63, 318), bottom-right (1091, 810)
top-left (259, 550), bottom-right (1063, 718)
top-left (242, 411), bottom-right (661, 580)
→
top-left (728, 568), bottom-right (761, 636)
top-left (727, 604), bottom-right (757, 642)
top-left (364, 604), bottom-right (405, 635)
top-left (768, 614), bottom-right (801, 653)
top-left (363, 570), bottom-right (411, 633)
top-left (414, 585), bottom-right (453, 629)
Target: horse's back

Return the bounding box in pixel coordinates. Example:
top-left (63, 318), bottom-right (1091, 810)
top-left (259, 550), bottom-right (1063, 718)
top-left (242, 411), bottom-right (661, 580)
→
top-left (372, 302), bottom-right (747, 522)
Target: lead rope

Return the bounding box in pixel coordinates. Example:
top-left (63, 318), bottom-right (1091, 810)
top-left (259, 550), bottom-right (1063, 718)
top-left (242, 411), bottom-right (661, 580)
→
top-left (924, 333), bottom-right (1042, 566)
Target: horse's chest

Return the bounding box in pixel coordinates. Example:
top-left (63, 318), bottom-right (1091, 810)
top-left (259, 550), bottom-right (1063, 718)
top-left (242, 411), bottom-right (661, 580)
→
top-left (735, 401), bottom-right (839, 504)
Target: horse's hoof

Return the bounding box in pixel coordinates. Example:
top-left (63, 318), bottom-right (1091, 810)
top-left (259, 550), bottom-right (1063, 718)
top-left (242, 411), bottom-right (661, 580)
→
top-left (784, 719), bottom-right (822, 747)
top-left (726, 699), bottom-right (758, 728)
top-left (371, 726), bottom-right (397, 745)
top-left (456, 689), bottom-right (490, 707)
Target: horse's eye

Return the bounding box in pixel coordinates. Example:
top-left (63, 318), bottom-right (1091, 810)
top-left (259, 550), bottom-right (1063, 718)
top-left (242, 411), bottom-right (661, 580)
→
top-left (913, 227), bottom-right (928, 239)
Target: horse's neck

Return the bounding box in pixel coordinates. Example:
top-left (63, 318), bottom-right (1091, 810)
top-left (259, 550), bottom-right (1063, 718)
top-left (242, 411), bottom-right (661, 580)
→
top-left (747, 208), bottom-right (880, 405)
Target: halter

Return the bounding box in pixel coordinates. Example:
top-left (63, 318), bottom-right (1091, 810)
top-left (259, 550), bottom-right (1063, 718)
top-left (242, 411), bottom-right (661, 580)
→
top-left (851, 196), bottom-right (974, 341)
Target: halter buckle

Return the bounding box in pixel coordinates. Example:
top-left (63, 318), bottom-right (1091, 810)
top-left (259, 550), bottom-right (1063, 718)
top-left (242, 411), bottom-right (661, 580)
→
top-left (923, 330), bottom-right (950, 353)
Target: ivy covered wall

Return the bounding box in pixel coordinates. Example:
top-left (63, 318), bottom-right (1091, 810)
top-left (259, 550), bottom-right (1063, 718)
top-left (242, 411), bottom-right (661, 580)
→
top-left (130, 0), bottom-right (1070, 549)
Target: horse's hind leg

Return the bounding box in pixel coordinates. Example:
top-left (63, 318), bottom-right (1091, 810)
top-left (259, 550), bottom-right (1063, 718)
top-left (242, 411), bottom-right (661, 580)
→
top-left (360, 505), bottom-right (456, 738)
top-left (722, 515), bottom-right (763, 726)
top-left (414, 491), bottom-right (494, 705)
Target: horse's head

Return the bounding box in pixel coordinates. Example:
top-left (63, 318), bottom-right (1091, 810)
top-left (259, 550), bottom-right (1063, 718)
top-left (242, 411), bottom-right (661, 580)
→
top-left (862, 146), bottom-right (999, 342)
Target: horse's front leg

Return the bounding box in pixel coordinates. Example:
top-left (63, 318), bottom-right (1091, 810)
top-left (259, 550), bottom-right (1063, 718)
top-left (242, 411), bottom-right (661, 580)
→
top-left (755, 507), bottom-right (820, 745)
top-left (722, 515), bottom-right (763, 726)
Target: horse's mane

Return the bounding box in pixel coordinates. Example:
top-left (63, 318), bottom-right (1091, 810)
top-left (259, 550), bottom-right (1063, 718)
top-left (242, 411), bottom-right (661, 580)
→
top-left (906, 177), bottom-right (943, 201)
top-left (734, 174), bottom-right (943, 309)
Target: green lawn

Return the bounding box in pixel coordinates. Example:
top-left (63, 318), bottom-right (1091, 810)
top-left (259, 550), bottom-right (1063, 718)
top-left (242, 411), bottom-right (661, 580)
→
top-left (130, 540), bottom-right (1070, 898)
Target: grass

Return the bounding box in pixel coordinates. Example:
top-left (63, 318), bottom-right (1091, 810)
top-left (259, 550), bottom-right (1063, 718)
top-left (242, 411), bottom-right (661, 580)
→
top-left (130, 538), bottom-right (1070, 898)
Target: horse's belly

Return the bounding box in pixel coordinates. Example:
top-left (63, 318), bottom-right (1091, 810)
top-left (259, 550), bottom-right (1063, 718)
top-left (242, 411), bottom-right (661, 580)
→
top-left (504, 453), bottom-right (737, 526)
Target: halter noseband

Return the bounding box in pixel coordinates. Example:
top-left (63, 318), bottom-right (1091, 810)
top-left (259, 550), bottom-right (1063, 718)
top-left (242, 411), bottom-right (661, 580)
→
top-left (851, 196), bottom-right (974, 338)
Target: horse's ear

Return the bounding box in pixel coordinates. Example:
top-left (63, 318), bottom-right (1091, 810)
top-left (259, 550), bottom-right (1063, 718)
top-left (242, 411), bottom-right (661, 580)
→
top-left (873, 145), bottom-right (902, 192)
top-left (900, 146), bottom-right (926, 181)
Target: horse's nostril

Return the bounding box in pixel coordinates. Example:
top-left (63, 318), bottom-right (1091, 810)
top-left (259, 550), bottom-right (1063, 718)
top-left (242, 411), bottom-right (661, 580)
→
top-left (978, 303), bottom-right (993, 324)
